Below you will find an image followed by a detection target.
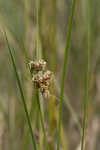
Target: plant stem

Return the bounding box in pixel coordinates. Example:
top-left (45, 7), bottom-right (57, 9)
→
top-left (36, 0), bottom-right (42, 60)
top-left (81, 0), bottom-right (91, 150)
top-left (36, 0), bottom-right (49, 149)
top-left (5, 33), bottom-right (37, 150)
top-left (36, 92), bottom-right (49, 150)
top-left (57, 0), bottom-right (77, 149)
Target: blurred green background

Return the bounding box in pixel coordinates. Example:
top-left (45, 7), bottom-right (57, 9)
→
top-left (0, 0), bottom-right (100, 150)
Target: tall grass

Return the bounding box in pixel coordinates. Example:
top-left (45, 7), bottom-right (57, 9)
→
top-left (36, 92), bottom-right (49, 150)
top-left (81, 0), bottom-right (91, 150)
top-left (35, 0), bottom-right (49, 149)
top-left (2, 0), bottom-right (95, 149)
top-left (57, 0), bottom-right (77, 149)
top-left (5, 33), bottom-right (37, 150)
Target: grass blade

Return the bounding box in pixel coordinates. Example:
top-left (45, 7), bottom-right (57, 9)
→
top-left (57, 0), bottom-right (77, 149)
top-left (5, 32), bottom-right (37, 150)
top-left (35, 0), bottom-right (49, 149)
top-left (36, 91), bottom-right (49, 150)
top-left (81, 0), bottom-right (91, 149)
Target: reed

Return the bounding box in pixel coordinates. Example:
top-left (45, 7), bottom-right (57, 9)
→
top-left (81, 0), bottom-right (91, 149)
top-left (57, 0), bottom-right (77, 149)
top-left (5, 32), bottom-right (37, 150)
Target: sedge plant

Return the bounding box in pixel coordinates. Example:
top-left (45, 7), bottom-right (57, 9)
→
top-left (57, 0), bottom-right (77, 149)
top-left (5, 32), bottom-right (37, 150)
top-left (81, 0), bottom-right (91, 149)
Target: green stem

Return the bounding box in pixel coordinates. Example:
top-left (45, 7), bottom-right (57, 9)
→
top-left (57, 0), bottom-right (77, 149)
top-left (36, 0), bottom-right (42, 60)
top-left (36, 0), bottom-right (49, 149)
top-left (5, 33), bottom-right (37, 150)
top-left (81, 0), bottom-right (91, 150)
top-left (36, 92), bottom-right (49, 150)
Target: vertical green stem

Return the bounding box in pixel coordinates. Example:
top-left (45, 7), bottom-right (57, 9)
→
top-left (81, 0), bottom-right (91, 150)
top-left (5, 33), bottom-right (37, 150)
top-left (57, 0), bottom-right (77, 149)
top-left (36, 0), bottom-right (42, 60)
top-left (24, 0), bottom-right (30, 48)
top-left (36, 92), bottom-right (49, 150)
top-left (36, 0), bottom-right (49, 149)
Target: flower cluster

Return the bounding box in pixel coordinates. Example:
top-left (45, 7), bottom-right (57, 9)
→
top-left (29, 59), bottom-right (46, 72)
top-left (29, 59), bottom-right (53, 98)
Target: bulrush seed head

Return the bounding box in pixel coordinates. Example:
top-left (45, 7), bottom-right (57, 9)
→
top-left (43, 70), bottom-right (52, 81)
top-left (29, 59), bottom-right (46, 72)
top-left (30, 59), bottom-right (53, 98)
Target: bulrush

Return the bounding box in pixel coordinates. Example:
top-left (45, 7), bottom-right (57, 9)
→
top-left (29, 59), bottom-right (46, 72)
top-left (29, 60), bottom-right (53, 98)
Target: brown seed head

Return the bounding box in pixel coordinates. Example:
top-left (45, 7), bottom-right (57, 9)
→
top-left (29, 60), bottom-right (46, 72)
top-left (31, 60), bottom-right (53, 98)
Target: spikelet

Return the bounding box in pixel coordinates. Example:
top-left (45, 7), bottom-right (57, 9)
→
top-left (29, 59), bottom-right (46, 72)
top-left (29, 60), bottom-right (53, 98)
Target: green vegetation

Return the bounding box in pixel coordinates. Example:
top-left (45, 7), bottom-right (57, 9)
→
top-left (0, 0), bottom-right (99, 150)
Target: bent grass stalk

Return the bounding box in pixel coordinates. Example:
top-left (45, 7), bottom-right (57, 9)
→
top-left (5, 33), bottom-right (37, 150)
top-left (57, 0), bottom-right (77, 149)
top-left (81, 0), bottom-right (91, 149)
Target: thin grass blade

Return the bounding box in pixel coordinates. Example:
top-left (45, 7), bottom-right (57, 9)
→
top-left (5, 32), bottom-right (37, 150)
top-left (81, 0), bottom-right (91, 149)
top-left (57, 0), bottom-right (77, 149)
top-left (36, 92), bottom-right (49, 150)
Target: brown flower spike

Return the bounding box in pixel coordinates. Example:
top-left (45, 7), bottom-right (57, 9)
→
top-left (29, 59), bottom-right (46, 72)
top-left (29, 60), bottom-right (53, 98)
